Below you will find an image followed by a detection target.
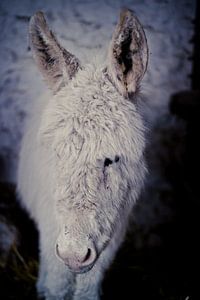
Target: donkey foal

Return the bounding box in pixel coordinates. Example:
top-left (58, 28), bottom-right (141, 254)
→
top-left (17, 8), bottom-right (149, 300)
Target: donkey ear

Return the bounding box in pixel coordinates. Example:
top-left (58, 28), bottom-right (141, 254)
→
top-left (29, 12), bottom-right (80, 92)
top-left (108, 9), bottom-right (148, 98)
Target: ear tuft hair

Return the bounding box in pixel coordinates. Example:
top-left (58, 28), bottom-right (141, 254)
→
top-left (29, 11), bottom-right (80, 92)
top-left (108, 8), bottom-right (148, 98)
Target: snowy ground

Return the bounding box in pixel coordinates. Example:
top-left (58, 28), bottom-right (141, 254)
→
top-left (0, 0), bottom-right (195, 182)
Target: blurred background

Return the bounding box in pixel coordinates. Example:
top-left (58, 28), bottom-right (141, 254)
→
top-left (0, 0), bottom-right (198, 299)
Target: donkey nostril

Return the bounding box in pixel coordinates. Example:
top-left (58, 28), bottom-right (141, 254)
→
top-left (56, 243), bottom-right (63, 260)
top-left (82, 248), bottom-right (91, 263)
top-left (80, 247), bottom-right (97, 267)
top-left (56, 244), bottom-right (59, 255)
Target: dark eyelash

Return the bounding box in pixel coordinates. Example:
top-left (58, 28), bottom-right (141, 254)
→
top-left (115, 155), bottom-right (119, 162)
top-left (104, 158), bottom-right (113, 167)
top-left (104, 156), bottom-right (120, 167)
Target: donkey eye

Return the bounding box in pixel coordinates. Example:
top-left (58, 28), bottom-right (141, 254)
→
top-left (115, 155), bottom-right (120, 162)
top-left (104, 158), bottom-right (113, 167)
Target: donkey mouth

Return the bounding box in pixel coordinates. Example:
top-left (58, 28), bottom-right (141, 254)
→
top-left (66, 261), bottom-right (96, 274)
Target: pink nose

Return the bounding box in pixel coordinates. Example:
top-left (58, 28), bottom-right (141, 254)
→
top-left (56, 243), bottom-right (97, 273)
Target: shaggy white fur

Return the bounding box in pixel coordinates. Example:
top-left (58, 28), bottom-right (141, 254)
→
top-left (17, 9), bottom-right (148, 300)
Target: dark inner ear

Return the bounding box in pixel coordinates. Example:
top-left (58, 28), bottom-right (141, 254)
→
top-left (36, 28), bottom-right (56, 66)
top-left (119, 29), bottom-right (133, 76)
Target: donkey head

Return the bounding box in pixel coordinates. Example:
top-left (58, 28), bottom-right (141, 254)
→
top-left (29, 9), bottom-right (148, 273)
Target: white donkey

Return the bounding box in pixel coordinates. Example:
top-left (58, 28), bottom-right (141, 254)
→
top-left (17, 8), bottom-right (148, 300)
